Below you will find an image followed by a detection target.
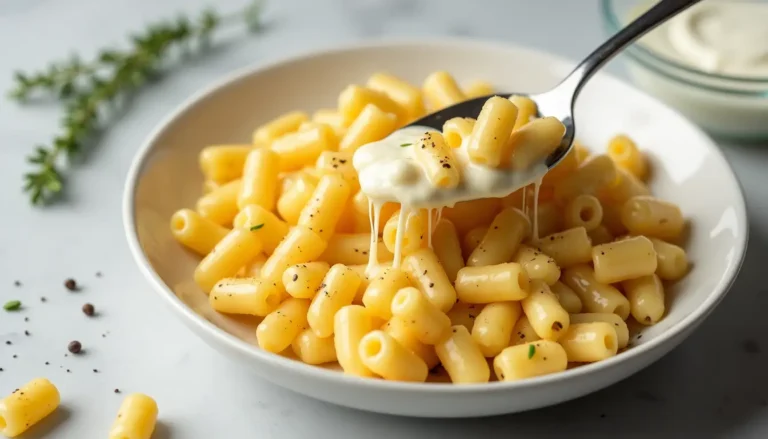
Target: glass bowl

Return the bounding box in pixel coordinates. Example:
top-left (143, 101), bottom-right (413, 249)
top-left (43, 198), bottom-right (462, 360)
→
top-left (600, 0), bottom-right (768, 141)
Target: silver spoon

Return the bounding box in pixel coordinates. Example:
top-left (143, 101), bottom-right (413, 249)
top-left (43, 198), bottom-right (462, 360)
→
top-left (409, 0), bottom-right (702, 169)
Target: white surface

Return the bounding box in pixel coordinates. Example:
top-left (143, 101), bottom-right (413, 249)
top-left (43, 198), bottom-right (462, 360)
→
top-left (125, 39), bottom-right (746, 418)
top-left (1, 0), bottom-right (767, 437)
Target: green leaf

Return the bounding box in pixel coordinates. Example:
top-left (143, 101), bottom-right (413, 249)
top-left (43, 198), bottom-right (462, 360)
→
top-left (250, 223), bottom-right (265, 231)
top-left (400, 143), bottom-right (412, 147)
top-left (527, 344), bottom-right (535, 359)
top-left (3, 300), bottom-right (21, 311)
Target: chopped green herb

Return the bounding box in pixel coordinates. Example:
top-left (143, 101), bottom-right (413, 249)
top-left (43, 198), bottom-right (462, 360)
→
top-left (3, 300), bottom-right (21, 311)
top-left (527, 344), bottom-right (535, 359)
top-left (250, 223), bottom-right (265, 231)
top-left (400, 143), bottom-right (412, 147)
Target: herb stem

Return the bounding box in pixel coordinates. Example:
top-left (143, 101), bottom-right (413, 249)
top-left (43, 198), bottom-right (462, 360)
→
top-left (12, 0), bottom-right (265, 205)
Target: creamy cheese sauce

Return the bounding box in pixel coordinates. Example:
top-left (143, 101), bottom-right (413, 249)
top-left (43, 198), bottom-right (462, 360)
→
top-left (640, 1), bottom-right (768, 77)
top-left (354, 126), bottom-right (548, 274)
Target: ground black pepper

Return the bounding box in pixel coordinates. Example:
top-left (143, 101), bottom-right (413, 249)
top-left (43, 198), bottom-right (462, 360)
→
top-left (14, 280), bottom-right (21, 287)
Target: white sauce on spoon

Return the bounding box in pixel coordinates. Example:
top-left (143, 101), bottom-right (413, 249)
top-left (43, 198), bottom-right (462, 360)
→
top-left (354, 126), bottom-right (549, 274)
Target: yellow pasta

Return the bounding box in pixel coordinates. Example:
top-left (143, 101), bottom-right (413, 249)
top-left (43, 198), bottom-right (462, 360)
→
top-left (383, 209), bottom-right (429, 257)
top-left (447, 301), bottom-right (484, 332)
top-left (442, 198), bottom-right (502, 235)
top-left (172, 71), bottom-right (692, 385)
top-left (607, 134), bottom-right (647, 180)
top-left (312, 109), bottom-right (347, 137)
top-left (564, 194), bottom-right (603, 231)
top-left (199, 145), bottom-right (251, 184)
top-left (505, 117), bottom-right (566, 171)
top-left (412, 131), bottom-right (460, 188)
top-left (277, 173), bottom-right (318, 225)
top-left (196, 179), bottom-right (241, 226)
top-left (550, 281), bottom-right (582, 314)
top-left (535, 226), bottom-right (593, 268)
top-left (494, 341), bottom-right (567, 382)
top-left (194, 228), bottom-right (263, 293)
top-left (292, 329), bottom-right (337, 365)
top-left (260, 226), bottom-right (327, 284)
top-left (339, 103), bottom-right (398, 153)
top-left (382, 316), bottom-right (440, 369)
top-left (461, 226), bottom-right (488, 259)
top-left (334, 305), bottom-right (376, 377)
top-left (622, 196), bottom-right (685, 241)
top-left (271, 124), bottom-right (335, 172)
top-left (297, 174), bottom-right (352, 241)
top-left (622, 274), bottom-right (665, 325)
top-left (513, 244), bottom-right (561, 286)
top-left (359, 330), bottom-right (428, 382)
top-left (464, 80), bottom-right (494, 98)
top-left (471, 301), bottom-right (522, 357)
top-left (390, 287), bottom-right (451, 345)
top-left (509, 315), bottom-right (541, 346)
top-left (170, 208), bottom-right (229, 256)
top-left (431, 219), bottom-right (464, 283)
top-left (401, 248), bottom-right (457, 313)
top-left (649, 237), bottom-right (689, 281)
top-left (554, 154), bottom-right (617, 203)
top-left (257, 298), bottom-right (311, 353)
top-left (587, 224), bottom-right (614, 245)
top-left (455, 263), bottom-right (530, 304)
top-left (0, 378), bottom-right (60, 438)
top-left (442, 117), bottom-right (476, 148)
top-left (521, 281), bottom-right (570, 341)
top-left (308, 264), bottom-right (362, 338)
top-left (108, 393), bottom-right (158, 439)
top-left (600, 167), bottom-right (650, 204)
top-left (209, 277), bottom-right (282, 316)
top-left (362, 267), bottom-right (411, 320)
top-left (592, 235), bottom-right (657, 284)
top-left (559, 322), bottom-right (619, 362)
top-left (367, 72), bottom-right (425, 120)
top-left (238, 148), bottom-right (280, 211)
top-left (253, 111), bottom-right (308, 145)
top-left (508, 95), bottom-right (538, 131)
top-left (562, 264), bottom-right (630, 320)
top-left (467, 96), bottom-right (518, 167)
top-left (435, 325), bottom-right (490, 384)
top-left (233, 204), bottom-right (290, 254)
top-left (422, 71), bottom-right (466, 110)
top-left (338, 85), bottom-right (406, 126)
top-left (321, 233), bottom-right (393, 266)
top-left (282, 262), bottom-right (330, 299)
top-left (569, 313), bottom-right (629, 349)
top-left (468, 207), bottom-right (530, 266)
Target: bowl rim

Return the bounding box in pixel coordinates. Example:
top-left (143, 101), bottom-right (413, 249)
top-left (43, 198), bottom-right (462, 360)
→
top-left (599, 0), bottom-right (768, 85)
top-left (123, 37), bottom-right (749, 394)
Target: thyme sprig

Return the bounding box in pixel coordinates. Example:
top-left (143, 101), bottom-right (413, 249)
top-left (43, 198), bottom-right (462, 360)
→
top-left (10, 1), bottom-right (265, 205)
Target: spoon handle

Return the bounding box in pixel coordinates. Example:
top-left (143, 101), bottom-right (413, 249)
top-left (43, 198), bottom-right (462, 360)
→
top-left (557, 0), bottom-right (702, 102)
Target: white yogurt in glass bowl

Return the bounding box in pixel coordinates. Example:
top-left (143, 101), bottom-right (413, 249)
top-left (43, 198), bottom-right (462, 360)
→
top-left (601, 0), bottom-right (768, 141)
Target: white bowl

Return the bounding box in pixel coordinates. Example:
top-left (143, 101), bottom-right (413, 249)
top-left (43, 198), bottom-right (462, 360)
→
top-left (123, 39), bottom-right (748, 418)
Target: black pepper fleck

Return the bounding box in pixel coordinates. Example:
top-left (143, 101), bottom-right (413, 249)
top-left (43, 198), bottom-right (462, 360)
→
top-left (83, 303), bottom-right (95, 316)
top-left (68, 340), bottom-right (82, 354)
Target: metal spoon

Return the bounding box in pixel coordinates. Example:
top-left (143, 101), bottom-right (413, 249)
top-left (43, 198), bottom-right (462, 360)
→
top-left (409, 0), bottom-right (702, 169)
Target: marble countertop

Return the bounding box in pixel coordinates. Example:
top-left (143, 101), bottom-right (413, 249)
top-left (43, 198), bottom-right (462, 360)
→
top-left (1, 0), bottom-right (767, 437)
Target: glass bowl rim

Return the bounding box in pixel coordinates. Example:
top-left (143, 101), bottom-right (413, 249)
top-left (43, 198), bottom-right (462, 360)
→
top-left (600, 0), bottom-right (768, 85)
